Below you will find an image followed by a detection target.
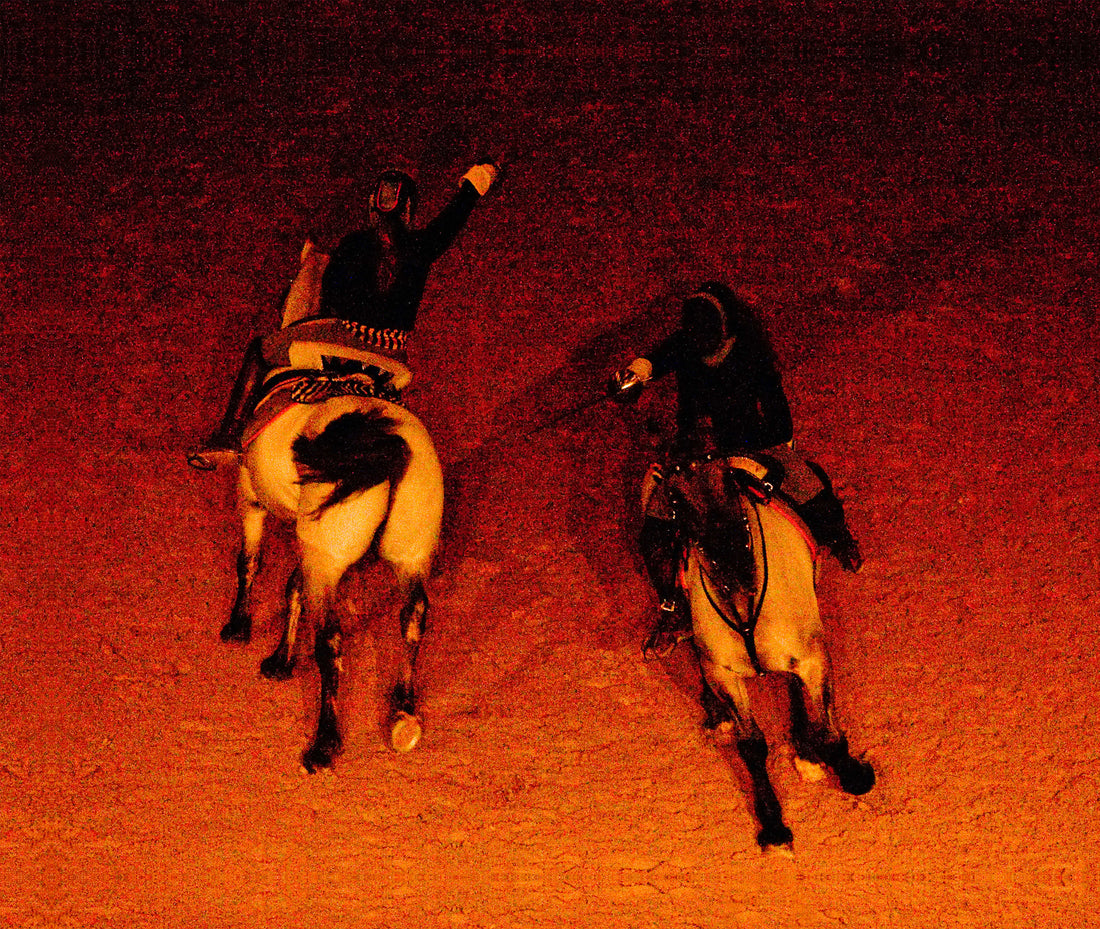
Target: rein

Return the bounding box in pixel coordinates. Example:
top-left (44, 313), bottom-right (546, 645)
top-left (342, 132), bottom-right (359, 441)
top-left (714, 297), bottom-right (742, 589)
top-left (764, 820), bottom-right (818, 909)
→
top-left (694, 495), bottom-right (770, 674)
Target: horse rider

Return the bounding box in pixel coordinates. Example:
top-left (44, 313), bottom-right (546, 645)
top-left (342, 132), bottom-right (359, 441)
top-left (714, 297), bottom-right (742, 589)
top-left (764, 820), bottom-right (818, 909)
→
top-left (607, 281), bottom-right (863, 657)
top-left (189, 161), bottom-right (500, 469)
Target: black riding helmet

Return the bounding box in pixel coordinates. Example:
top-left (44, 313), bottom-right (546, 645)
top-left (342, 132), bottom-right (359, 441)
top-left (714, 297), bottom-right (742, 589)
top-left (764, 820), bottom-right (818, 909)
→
top-left (371, 170), bottom-right (418, 225)
top-left (682, 281), bottom-right (778, 368)
top-left (681, 282), bottom-right (732, 358)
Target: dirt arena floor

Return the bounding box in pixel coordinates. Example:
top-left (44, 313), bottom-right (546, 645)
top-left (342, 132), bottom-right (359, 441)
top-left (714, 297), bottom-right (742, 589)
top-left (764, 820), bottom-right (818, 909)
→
top-left (4, 4), bottom-right (1098, 927)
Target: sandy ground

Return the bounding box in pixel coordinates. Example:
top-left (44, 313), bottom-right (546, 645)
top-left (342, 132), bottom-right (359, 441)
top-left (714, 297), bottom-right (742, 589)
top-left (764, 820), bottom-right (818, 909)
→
top-left (4, 4), bottom-right (1099, 927)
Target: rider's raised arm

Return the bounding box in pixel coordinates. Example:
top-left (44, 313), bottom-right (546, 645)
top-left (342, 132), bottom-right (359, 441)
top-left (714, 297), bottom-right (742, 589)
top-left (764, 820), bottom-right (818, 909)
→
top-left (416, 163), bottom-right (499, 261)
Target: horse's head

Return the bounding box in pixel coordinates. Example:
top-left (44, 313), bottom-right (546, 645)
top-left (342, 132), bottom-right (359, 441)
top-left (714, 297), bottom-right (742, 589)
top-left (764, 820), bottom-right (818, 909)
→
top-left (668, 462), bottom-right (757, 598)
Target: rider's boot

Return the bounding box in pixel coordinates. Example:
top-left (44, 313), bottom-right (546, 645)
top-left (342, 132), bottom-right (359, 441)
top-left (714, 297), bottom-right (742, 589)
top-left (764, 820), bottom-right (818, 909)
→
top-left (640, 516), bottom-right (692, 659)
top-left (794, 488), bottom-right (864, 573)
top-left (188, 337), bottom-right (267, 471)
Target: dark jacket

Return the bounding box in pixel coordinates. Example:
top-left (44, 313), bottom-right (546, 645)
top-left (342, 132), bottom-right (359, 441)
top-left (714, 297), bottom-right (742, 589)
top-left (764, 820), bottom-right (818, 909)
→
top-left (319, 180), bottom-right (482, 330)
top-left (645, 329), bottom-right (794, 456)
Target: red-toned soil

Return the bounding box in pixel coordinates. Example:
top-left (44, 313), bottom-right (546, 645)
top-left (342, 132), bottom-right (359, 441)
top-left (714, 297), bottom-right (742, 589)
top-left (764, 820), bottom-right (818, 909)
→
top-left (5, 6), bottom-right (1098, 927)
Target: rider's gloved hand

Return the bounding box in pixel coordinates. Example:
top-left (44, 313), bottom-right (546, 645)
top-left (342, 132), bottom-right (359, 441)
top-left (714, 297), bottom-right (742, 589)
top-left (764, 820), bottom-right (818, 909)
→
top-left (462, 162), bottom-right (499, 196)
top-left (607, 357), bottom-right (653, 404)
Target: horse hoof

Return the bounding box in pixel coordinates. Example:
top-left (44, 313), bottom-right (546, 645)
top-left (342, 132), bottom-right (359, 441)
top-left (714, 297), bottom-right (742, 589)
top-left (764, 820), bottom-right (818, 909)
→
top-left (389, 711), bottom-right (422, 754)
top-left (302, 737), bottom-right (342, 774)
top-left (757, 824), bottom-right (795, 856)
top-left (839, 759), bottom-right (876, 796)
top-left (763, 841), bottom-right (795, 860)
top-left (259, 655), bottom-right (296, 681)
top-left (793, 756), bottom-right (828, 783)
top-left (706, 720), bottom-right (736, 747)
top-left (219, 621), bottom-right (251, 644)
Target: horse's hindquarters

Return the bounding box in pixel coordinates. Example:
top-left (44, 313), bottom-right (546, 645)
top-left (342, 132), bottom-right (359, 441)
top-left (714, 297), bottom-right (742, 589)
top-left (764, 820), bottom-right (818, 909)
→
top-left (243, 395), bottom-right (441, 527)
top-left (374, 403), bottom-right (443, 571)
top-left (243, 401), bottom-right (315, 520)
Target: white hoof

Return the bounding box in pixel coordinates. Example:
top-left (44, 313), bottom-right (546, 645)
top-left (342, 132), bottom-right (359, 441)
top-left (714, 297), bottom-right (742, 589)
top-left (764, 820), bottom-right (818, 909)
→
top-left (793, 756), bottom-right (828, 783)
top-left (389, 711), bottom-right (422, 754)
top-left (763, 842), bottom-right (796, 860)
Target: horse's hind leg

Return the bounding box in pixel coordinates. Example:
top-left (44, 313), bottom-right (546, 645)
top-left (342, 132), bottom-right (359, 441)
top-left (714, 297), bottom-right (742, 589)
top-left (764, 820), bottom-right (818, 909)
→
top-left (788, 647), bottom-right (875, 796)
top-left (299, 562), bottom-right (344, 773)
top-left (260, 567), bottom-right (301, 681)
top-left (388, 575), bottom-right (428, 754)
top-left (221, 469), bottom-right (266, 644)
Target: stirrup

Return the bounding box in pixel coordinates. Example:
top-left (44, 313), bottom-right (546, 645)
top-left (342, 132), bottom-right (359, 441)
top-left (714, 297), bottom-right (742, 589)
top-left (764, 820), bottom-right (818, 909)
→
top-left (642, 601), bottom-right (693, 660)
top-left (187, 445), bottom-right (241, 471)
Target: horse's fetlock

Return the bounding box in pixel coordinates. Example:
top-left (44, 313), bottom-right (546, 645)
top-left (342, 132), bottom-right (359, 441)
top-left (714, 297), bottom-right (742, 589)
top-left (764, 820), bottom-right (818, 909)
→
top-left (736, 736), bottom-right (769, 767)
top-left (236, 551), bottom-right (260, 580)
top-left (817, 736), bottom-right (851, 767)
top-left (315, 629), bottom-right (343, 666)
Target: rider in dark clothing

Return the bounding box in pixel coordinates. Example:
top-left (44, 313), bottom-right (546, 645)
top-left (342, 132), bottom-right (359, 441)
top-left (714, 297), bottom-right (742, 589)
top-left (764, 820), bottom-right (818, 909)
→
top-left (608, 281), bottom-right (862, 657)
top-left (319, 167), bottom-right (490, 330)
top-left (189, 163), bottom-right (498, 468)
top-left (644, 292), bottom-right (794, 457)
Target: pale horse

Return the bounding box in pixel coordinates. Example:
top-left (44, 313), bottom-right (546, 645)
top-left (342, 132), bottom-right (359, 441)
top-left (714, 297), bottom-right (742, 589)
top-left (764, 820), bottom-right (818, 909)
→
top-left (217, 242), bottom-right (443, 771)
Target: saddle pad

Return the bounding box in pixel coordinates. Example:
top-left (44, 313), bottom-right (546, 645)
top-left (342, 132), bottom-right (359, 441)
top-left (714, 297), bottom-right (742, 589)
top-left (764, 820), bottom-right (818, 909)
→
top-left (765, 494), bottom-right (821, 562)
top-left (241, 374), bottom-right (404, 450)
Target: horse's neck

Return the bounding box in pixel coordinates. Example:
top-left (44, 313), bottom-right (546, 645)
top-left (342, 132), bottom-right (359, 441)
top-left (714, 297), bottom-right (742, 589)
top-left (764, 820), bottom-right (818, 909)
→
top-left (753, 499), bottom-right (816, 579)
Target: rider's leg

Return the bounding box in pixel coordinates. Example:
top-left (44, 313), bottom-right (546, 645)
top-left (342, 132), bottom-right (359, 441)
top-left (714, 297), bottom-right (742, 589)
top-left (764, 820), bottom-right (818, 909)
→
top-left (794, 459), bottom-right (863, 573)
top-left (640, 515), bottom-right (683, 605)
top-left (281, 239), bottom-right (330, 328)
top-left (759, 446), bottom-right (862, 572)
top-left (188, 337), bottom-right (267, 470)
top-left (639, 514), bottom-right (691, 656)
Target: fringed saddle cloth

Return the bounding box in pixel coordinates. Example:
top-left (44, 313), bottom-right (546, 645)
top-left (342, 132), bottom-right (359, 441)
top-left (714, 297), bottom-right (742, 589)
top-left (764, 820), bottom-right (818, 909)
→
top-left (243, 316), bottom-right (414, 449)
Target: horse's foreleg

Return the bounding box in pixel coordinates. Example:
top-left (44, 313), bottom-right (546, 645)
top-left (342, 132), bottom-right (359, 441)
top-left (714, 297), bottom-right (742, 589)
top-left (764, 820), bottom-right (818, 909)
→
top-left (698, 657), bottom-right (793, 853)
top-left (788, 649), bottom-right (874, 796)
top-left (389, 577), bottom-right (428, 754)
top-left (736, 732), bottom-right (794, 853)
top-left (221, 472), bottom-right (266, 644)
top-left (301, 574), bottom-right (343, 773)
top-left (260, 567), bottom-right (301, 681)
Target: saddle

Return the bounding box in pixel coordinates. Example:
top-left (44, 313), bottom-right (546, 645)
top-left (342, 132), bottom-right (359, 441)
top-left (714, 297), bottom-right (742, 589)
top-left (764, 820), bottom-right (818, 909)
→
top-left (661, 453), bottom-right (819, 563)
top-left (241, 319), bottom-right (414, 451)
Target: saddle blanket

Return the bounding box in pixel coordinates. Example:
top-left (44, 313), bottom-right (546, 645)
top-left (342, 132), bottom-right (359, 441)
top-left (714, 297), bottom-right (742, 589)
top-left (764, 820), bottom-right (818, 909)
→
top-left (242, 371), bottom-right (404, 450)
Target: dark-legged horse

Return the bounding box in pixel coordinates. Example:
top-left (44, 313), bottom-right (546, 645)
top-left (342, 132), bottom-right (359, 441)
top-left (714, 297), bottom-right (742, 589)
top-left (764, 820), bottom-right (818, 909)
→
top-left (666, 457), bottom-right (874, 854)
top-left (220, 393), bottom-right (443, 770)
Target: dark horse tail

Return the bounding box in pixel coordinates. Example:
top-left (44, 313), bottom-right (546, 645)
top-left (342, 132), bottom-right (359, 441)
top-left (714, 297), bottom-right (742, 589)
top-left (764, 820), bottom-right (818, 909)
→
top-left (292, 409), bottom-right (410, 514)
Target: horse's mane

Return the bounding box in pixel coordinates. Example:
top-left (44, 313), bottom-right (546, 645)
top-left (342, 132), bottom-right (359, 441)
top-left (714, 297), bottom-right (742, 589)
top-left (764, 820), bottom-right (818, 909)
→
top-left (672, 463), bottom-right (756, 595)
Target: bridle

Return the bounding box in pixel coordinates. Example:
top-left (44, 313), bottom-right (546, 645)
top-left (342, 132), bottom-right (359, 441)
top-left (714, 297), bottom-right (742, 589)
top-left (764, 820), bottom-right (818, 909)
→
top-left (692, 493), bottom-right (769, 674)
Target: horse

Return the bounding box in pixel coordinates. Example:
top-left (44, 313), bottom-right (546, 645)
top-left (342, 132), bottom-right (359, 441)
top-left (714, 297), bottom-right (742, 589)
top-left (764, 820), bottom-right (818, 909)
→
top-left (657, 455), bottom-right (875, 854)
top-left (217, 388), bottom-right (443, 770)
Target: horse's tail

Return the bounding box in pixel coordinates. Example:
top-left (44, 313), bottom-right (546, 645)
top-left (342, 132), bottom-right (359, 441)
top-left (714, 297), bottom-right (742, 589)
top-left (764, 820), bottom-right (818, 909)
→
top-left (292, 409), bottom-right (410, 515)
